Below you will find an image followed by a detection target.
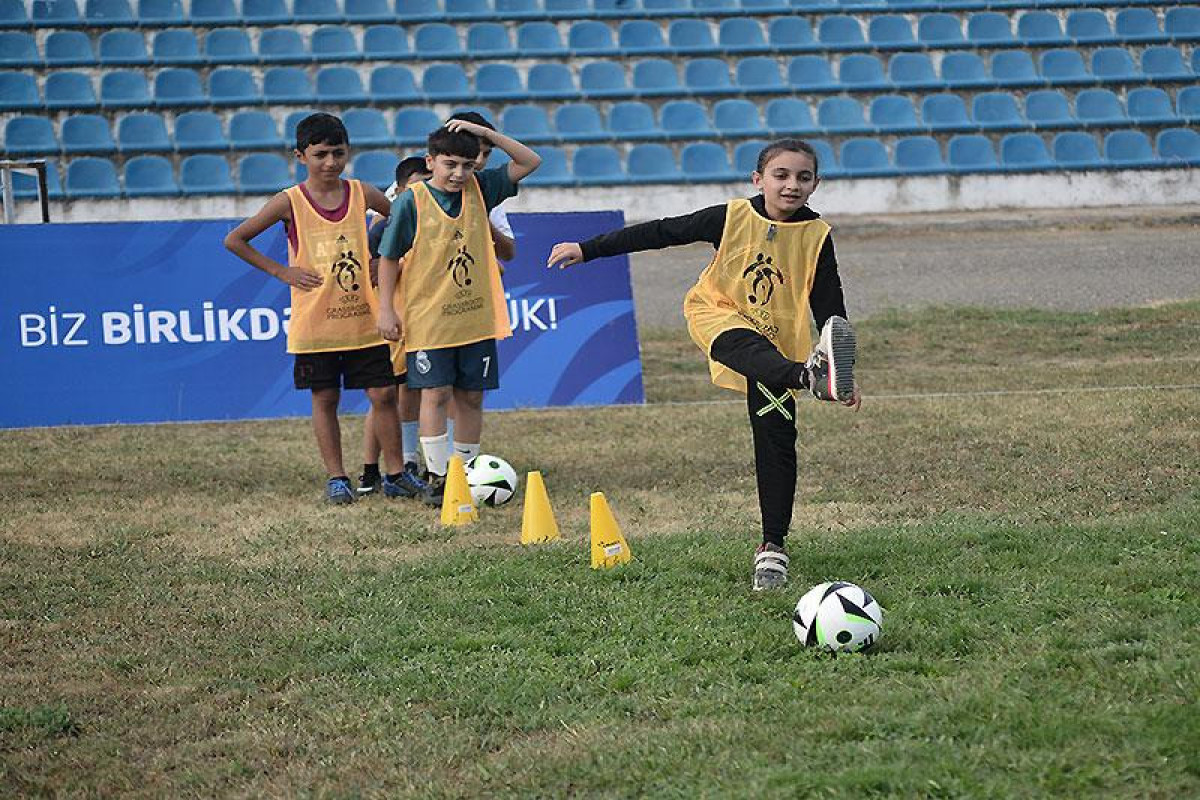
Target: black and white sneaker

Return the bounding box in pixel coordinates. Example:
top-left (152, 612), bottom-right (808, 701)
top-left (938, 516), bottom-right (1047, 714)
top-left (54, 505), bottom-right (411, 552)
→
top-left (357, 471), bottom-right (381, 496)
top-left (753, 543), bottom-right (789, 591)
top-left (805, 316), bottom-right (857, 403)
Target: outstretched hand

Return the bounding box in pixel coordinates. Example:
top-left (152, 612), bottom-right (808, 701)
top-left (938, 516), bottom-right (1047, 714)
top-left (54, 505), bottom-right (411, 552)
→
top-left (547, 242), bottom-right (583, 269)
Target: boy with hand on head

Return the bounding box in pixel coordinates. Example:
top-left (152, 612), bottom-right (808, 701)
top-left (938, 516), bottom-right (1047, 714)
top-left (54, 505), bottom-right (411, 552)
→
top-left (223, 112), bottom-right (421, 504)
top-left (376, 118), bottom-right (541, 505)
top-left (548, 138), bottom-right (859, 591)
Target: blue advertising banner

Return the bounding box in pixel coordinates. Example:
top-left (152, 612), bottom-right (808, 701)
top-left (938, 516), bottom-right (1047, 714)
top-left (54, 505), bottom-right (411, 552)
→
top-left (0, 211), bottom-right (643, 428)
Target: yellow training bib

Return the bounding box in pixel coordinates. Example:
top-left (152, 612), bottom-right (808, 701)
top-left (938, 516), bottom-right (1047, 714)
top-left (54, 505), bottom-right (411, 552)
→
top-left (683, 198), bottom-right (830, 394)
top-left (400, 179), bottom-right (511, 351)
top-left (284, 179), bottom-right (384, 354)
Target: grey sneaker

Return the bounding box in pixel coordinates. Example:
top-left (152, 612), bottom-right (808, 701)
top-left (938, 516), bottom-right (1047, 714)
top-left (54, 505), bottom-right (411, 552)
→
top-left (806, 316), bottom-right (857, 403)
top-left (753, 543), bottom-right (789, 591)
top-left (420, 473), bottom-right (446, 507)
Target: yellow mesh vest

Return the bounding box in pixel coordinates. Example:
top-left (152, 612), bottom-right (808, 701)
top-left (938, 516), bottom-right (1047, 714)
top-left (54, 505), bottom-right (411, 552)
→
top-left (284, 179), bottom-right (384, 354)
top-left (400, 178), bottom-right (511, 351)
top-left (683, 198), bottom-right (830, 394)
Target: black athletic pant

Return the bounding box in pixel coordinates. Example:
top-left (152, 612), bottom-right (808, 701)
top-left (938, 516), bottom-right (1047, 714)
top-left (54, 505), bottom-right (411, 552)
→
top-left (709, 329), bottom-right (806, 548)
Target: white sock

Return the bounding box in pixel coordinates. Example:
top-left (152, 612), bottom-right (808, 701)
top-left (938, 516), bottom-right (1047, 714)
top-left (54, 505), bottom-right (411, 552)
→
top-left (401, 421), bottom-right (420, 466)
top-left (420, 433), bottom-right (450, 477)
top-left (453, 441), bottom-right (480, 466)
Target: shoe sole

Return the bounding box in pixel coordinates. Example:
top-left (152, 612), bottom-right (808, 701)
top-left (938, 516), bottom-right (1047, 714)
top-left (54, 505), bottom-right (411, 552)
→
top-left (821, 316), bottom-right (857, 402)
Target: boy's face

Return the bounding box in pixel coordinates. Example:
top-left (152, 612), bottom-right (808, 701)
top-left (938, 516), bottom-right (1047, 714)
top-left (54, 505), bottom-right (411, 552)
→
top-left (295, 140), bottom-right (349, 183)
top-left (425, 153), bottom-right (476, 193)
top-left (472, 140), bottom-right (493, 171)
top-left (752, 150), bottom-right (820, 219)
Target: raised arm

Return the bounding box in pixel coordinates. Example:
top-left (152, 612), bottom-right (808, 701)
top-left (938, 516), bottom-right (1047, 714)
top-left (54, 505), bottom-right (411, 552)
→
top-left (547, 204), bottom-right (728, 269)
top-left (445, 118), bottom-right (542, 184)
top-left (223, 192), bottom-right (322, 291)
top-left (362, 182), bottom-right (393, 218)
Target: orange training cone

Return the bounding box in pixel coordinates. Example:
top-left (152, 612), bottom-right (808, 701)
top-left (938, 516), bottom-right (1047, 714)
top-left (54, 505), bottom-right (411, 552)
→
top-left (520, 471), bottom-right (560, 545)
top-left (590, 492), bottom-right (632, 569)
top-left (441, 455), bottom-right (478, 526)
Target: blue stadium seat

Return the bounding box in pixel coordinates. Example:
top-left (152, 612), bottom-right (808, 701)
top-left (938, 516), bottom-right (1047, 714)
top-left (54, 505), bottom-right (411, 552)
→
top-left (445, 0), bottom-right (491, 19)
top-left (1075, 88), bottom-right (1127, 126)
top-left (152, 30), bottom-right (201, 65)
top-left (258, 29), bottom-right (308, 63)
top-left (4, 117), bottom-right (56, 155)
top-left (1104, 130), bottom-right (1157, 167)
top-left (210, 67), bottom-right (261, 106)
top-left (819, 15), bottom-right (866, 49)
top-left (867, 15), bottom-right (914, 50)
top-left (639, 0), bottom-right (688, 14)
top-left (869, 94), bottom-right (920, 133)
top-left (293, 0), bottom-right (341, 23)
top-left (806, 139), bottom-right (841, 179)
top-left (262, 67), bottom-right (313, 104)
top-left (581, 61), bottom-right (629, 98)
top-left (687, 57), bottom-right (736, 94)
top-left (733, 138), bottom-right (767, 175)
top-left (1091, 48), bottom-right (1140, 83)
top-left (693, 0), bottom-right (737, 14)
top-left (720, 18), bottom-right (769, 53)
top-left (422, 64), bottom-right (472, 101)
top-left (0, 0), bottom-right (28, 26)
top-left (1025, 90), bottom-right (1074, 129)
top-left (1017, 11), bottom-right (1069, 46)
top-left (502, 105), bottom-right (555, 143)
top-left (98, 30), bottom-right (149, 65)
top-left (343, 108), bottom-right (392, 147)
top-left (839, 54), bottom-right (888, 90)
top-left (573, 145), bottom-right (625, 185)
top-left (393, 108), bottom-right (440, 144)
top-left (633, 58), bottom-right (682, 97)
top-left (608, 101), bottom-right (662, 139)
top-left (1156, 128), bottom-right (1200, 166)
top-left (475, 63), bottom-right (525, 100)
top-left (524, 146), bottom-right (571, 186)
top-left (668, 19), bottom-right (717, 54)
top-left (1040, 49), bottom-right (1092, 86)
top-left (61, 114), bottom-right (116, 153)
top-left (713, 98), bottom-right (767, 137)
top-left (138, 0), bottom-right (184, 26)
top-left (1177, 86), bottom-right (1200, 123)
top-left (1053, 131), bottom-right (1103, 169)
top-left (972, 92), bottom-right (1023, 130)
top-left (555, 103), bottom-right (607, 142)
top-left (917, 13), bottom-right (965, 47)
top-left (660, 99), bottom-right (715, 138)
top-left (1114, 8), bottom-right (1165, 44)
top-left (415, 24), bottom-right (463, 58)
top-left (991, 51), bottom-right (1039, 88)
top-left (191, 0), bottom-right (238, 24)
top-left (681, 141), bottom-right (735, 181)
top-left (495, 0), bottom-right (541, 19)
top-left (283, 111), bottom-right (317, 145)
top-left (153, 68), bottom-right (205, 107)
top-left (767, 17), bottom-right (815, 52)
top-left (175, 111), bottom-right (228, 151)
top-left (118, 112), bottom-right (171, 152)
top-left (527, 63), bottom-right (577, 99)
top-left (45, 31), bottom-right (95, 66)
top-left (66, 157), bottom-right (120, 198)
top-left (518, 22), bottom-right (567, 56)
top-left (44, 72), bottom-right (96, 109)
top-left (921, 93), bottom-right (971, 131)
top-left (313, 26), bottom-right (361, 62)
top-left (739, 0), bottom-right (786, 9)
top-left (1142, 46), bottom-right (1191, 81)
top-left (967, 12), bottom-right (1014, 47)
top-left (620, 21), bottom-right (669, 55)
top-left (887, 52), bottom-right (938, 90)
top-left (1165, 8), bottom-right (1200, 42)
top-left (941, 52), bottom-right (991, 88)
top-left (101, 70), bottom-right (151, 108)
top-left (548, 0), bottom-right (595, 16)
top-left (788, 55), bottom-right (837, 91)
top-left (204, 27), bottom-right (255, 65)
top-left (346, 0), bottom-right (393, 21)
top-left (316, 66), bottom-right (366, 103)
top-left (0, 32), bottom-right (39, 66)
top-left (947, 134), bottom-right (999, 173)
top-left (238, 153), bottom-right (291, 194)
top-left (840, 138), bottom-right (891, 177)
top-left (396, 0), bottom-right (440, 21)
top-left (736, 56), bottom-right (788, 93)
top-left (229, 110), bottom-right (282, 149)
top-left (180, 154), bottom-right (234, 194)
top-left (1066, 10), bottom-right (1115, 44)
top-left (765, 97), bottom-right (817, 136)
top-left (33, 0), bottom-right (83, 25)
top-left (124, 155), bottom-right (178, 196)
top-left (363, 26), bottom-right (411, 60)
top-left (371, 66), bottom-right (420, 103)
top-left (818, 96), bottom-right (871, 133)
top-left (569, 21), bottom-right (615, 56)
top-left (243, 0), bottom-right (290, 23)
top-left (627, 143), bottom-right (683, 183)
top-left (894, 136), bottom-right (945, 175)
top-left (1000, 132), bottom-right (1053, 172)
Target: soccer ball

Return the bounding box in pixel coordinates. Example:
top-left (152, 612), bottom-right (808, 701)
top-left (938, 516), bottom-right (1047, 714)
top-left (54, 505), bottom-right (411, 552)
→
top-left (792, 581), bottom-right (883, 653)
top-left (465, 455), bottom-right (519, 507)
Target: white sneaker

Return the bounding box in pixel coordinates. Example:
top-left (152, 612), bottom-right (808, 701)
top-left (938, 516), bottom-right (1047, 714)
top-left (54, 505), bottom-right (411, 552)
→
top-left (753, 543), bottom-right (789, 591)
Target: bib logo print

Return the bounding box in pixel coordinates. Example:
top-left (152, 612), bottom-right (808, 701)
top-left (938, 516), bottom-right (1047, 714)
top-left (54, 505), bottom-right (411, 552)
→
top-left (330, 235), bottom-right (363, 293)
top-left (742, 252), bottom-right (784, 305)
top-left (415, 351), bottom-right (432, 374)
top-left (447, 244), bottom-right (475, 288)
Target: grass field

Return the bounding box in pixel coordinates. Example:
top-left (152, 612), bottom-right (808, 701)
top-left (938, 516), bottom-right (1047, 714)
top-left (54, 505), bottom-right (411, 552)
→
top-left (2, 302), bottom-right (1198, 798)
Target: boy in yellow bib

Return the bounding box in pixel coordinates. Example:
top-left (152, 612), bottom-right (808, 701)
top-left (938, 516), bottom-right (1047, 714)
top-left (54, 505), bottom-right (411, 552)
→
top-left (548, 139), bottom-right (860, 591)
top-left (224, 113), bottom-right (423, 504)
top-left (376, 119), bottom-right (541, 505)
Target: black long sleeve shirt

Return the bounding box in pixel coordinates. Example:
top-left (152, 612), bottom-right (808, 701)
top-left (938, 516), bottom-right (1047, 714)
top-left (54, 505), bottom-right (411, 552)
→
top-left (579, 195), bottom-right (848, 329)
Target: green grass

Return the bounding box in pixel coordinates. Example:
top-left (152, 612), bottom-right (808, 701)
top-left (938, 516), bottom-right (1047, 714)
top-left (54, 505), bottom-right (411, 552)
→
top-left (2, 302), bottom-right (1199, 798)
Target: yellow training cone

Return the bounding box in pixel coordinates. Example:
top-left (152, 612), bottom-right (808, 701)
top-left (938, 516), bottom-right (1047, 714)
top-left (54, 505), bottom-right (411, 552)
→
top-left (441, 455), bottom-right (478, 526)
top-left (590, 492), bottom-right (632, 569)
top-left (520, 471), bottom-right (561, 545)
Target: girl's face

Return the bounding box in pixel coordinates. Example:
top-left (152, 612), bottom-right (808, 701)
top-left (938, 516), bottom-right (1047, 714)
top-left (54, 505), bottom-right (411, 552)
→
top-left (752, 150), bottom-right (820, 221)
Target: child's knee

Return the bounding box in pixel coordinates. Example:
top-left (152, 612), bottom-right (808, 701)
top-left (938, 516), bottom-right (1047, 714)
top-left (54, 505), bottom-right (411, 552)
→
top-left (366, 385), bottom-right (398, 407)
top-left (454, 389), bottom-right (484, 411)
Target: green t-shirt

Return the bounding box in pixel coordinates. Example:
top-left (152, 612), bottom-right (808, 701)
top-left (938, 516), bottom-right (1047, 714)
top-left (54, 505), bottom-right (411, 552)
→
top-left (377, 166), bottom-right (518, 261)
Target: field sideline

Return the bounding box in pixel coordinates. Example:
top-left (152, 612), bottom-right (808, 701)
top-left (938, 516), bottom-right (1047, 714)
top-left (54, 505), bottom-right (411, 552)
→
top-left (2, 302), bottom-right (1198, 797)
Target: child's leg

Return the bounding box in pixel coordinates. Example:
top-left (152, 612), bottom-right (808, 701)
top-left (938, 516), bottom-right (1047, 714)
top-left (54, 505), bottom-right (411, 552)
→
top-left (399, 384), bottom-right (421, 469)
top-left (365, 385), bottom-right (404, 473)
top-left (746, 380), bottom-right (798, 590)
top-left (358, 405), bottom-right (384, 494)
top-left (311, 387), bottom-right (346, 478)
top-left (418, 385), bottom-right (453, 477)
top-left (710, 329), bottom-right (808, 389)
top-left (450, 388), bottom-right (483, 464)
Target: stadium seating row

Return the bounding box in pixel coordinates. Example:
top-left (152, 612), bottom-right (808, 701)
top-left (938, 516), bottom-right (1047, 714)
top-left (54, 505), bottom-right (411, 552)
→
top-left (4, 11), bottom-right (1198, 67)
top-left (7, 88), bottom-right (1199, 155)
top-left (2, 0), bottom-right (1190, 28)
top-left (12, 128), bottom-right (1199, 200)
top-left (3, 48), bottom-right (1196, 111)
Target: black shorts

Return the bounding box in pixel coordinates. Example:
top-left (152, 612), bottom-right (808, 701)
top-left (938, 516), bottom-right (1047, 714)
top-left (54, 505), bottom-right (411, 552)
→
top-left (293, 344), bottom-right (395, 391)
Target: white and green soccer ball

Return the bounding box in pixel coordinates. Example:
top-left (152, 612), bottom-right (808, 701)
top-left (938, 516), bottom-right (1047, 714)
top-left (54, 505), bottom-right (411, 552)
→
top-left (793, 581), bottom-right (883, 653)
top-left (465, 455), bottom-right (519, 507)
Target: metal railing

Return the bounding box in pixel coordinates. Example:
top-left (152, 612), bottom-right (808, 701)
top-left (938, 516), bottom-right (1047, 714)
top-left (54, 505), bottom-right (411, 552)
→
top-left (0, 160), bottom-right (52, 224)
